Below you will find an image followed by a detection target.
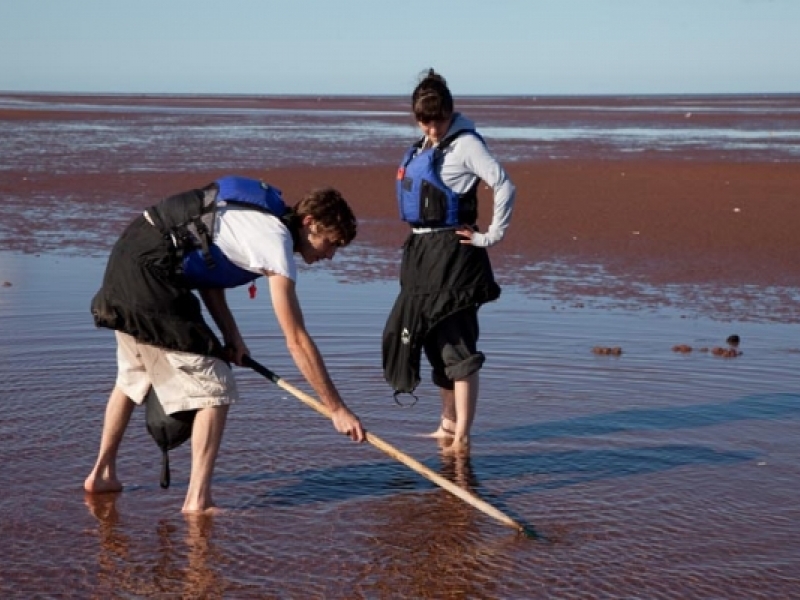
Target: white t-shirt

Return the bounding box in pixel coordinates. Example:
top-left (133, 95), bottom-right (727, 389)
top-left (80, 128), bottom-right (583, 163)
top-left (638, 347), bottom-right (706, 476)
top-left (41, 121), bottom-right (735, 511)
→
top-left (213, 203), bottom-right (297, 282)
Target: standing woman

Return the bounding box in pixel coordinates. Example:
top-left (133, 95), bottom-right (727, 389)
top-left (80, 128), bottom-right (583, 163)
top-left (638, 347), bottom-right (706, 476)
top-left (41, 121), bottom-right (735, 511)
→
top-left (383, 69), bottom-right (516, 456)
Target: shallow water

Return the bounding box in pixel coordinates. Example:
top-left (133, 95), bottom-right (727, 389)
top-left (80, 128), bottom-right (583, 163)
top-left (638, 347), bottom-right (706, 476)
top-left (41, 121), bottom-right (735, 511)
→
top-left (2, 93), bottom-right (800, 597)
top-left (1, 251), bottom-right (799, 598)
top-left (3, 93), bottom-right (800, 174)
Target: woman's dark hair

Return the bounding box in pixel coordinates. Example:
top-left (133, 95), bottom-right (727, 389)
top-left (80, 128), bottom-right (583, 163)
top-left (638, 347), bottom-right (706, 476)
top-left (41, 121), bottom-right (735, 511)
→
top-left (285, 187), bottom-right (357, 247)
top-left (412, 68), bottom-right (454, 123)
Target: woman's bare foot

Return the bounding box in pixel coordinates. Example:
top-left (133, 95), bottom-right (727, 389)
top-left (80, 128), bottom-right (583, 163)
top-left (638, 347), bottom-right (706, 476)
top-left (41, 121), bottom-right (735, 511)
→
top-left (428, 417), bottom-right (456, 439)
top-left (441, 436), bottom-right (471, 457)
top-left (436, 435), bottom-right (454, 451)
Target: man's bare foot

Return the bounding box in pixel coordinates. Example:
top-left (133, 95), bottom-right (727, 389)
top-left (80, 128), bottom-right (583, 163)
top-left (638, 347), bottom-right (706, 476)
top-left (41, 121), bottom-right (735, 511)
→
top-left (182, 505), bottom-right (226, 516)
top-left (84, 473), bottom-right (123, 494)
top-left (428, 417), bottom-right (456, 439)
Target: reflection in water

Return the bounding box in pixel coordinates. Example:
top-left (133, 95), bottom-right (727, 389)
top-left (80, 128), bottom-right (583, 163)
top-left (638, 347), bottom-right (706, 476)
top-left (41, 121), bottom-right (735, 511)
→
top-left (345, 453), bottom-right (526, 598)
top-left (180, 515), bottom-right (224, 599)
top-left (84, 494), bottom-right (225, 598)
top-left (84, 492), bottom-right (132, 597)
top-left (438, 453), bottom-right (479, 493)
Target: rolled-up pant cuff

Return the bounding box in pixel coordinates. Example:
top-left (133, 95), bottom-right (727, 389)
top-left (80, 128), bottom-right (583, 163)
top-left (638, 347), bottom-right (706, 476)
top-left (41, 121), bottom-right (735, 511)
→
top-left (432, 352), bottom-right (485, 390)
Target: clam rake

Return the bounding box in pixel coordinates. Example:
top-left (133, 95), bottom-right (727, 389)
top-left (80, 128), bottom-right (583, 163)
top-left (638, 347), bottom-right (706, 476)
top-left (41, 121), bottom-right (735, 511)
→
top-left (242, 355), bottom-right (537, 539)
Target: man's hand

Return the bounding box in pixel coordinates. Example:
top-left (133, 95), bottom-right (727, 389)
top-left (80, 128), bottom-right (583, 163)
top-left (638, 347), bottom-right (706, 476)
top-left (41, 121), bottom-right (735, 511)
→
top-left (223, 340), bottom-right (250, 366)
top-left (331, 406), bottom-right (366, 442)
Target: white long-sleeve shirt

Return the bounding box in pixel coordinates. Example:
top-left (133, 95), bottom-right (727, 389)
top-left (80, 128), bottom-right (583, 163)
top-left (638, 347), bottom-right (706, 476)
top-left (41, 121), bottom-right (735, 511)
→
top-left (432, 113), bottom-right (517, 247)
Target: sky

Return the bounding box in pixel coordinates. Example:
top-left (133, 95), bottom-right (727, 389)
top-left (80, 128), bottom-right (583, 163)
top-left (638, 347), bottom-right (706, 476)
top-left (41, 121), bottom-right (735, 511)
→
top-left (1, 0), bottom-right (798, 96)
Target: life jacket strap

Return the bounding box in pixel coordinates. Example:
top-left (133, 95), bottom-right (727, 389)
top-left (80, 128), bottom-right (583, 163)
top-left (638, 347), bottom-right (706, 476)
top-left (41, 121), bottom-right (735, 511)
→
top-left (392, 390), bottom-right (419, 408)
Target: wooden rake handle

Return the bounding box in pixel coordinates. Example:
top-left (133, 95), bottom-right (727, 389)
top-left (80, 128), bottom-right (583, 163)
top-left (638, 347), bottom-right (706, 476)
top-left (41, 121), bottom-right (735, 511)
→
top-left (242, 356), bottom-right (531, 536)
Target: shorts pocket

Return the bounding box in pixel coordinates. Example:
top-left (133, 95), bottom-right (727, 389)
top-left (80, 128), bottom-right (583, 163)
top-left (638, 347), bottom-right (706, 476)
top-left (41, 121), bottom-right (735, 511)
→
top-left (162, 352), bottom-right (232, 405)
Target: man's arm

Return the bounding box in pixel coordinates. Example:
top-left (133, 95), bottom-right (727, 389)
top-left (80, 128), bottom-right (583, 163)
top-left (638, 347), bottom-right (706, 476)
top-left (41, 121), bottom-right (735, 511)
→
top-left (267, 272), bottom-right (365, 442)
top-left (198, 287), bottom-right (248, 363)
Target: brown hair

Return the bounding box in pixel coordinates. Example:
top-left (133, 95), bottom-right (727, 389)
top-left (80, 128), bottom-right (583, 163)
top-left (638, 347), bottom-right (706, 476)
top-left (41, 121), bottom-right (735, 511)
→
top-left (412, 68), bottom-right (454, 123)
top-left (288, 187), bottom-right (357, 246)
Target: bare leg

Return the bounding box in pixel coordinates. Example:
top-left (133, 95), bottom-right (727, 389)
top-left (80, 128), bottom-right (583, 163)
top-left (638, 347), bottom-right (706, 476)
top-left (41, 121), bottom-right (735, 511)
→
top-left (443, 372), bottom-right (478, 457)
top-left (182, 404), bottom-right (229, 514)
top-left (429, 387), bottom-right (457, 439)
top-left (85, 385), bottom-right (136, 493)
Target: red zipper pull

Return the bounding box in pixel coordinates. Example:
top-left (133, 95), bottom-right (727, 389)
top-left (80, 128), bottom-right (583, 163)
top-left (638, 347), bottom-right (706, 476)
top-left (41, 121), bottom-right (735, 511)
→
top-left (248, 282), bottom-right (257, 299)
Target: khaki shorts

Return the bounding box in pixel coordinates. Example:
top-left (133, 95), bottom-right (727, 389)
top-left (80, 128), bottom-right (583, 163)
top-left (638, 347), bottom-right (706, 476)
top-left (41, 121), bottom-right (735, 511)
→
top-left (115, 331), bottom-right (238, 414)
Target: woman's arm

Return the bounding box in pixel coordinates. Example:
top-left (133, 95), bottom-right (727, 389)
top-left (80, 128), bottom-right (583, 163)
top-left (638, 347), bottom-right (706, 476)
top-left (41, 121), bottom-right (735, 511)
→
top-left (454, 134), bottom-right (517, 247)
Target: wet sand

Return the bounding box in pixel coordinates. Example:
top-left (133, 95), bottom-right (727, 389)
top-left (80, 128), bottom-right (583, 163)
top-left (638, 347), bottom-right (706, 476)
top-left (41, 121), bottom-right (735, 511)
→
top-left (268, 159), bottom-right (800, 290)
top-left (1, 94), bottom-right (800, 598)
top-left (4, 93), bottom-right (800, 308)
top-left (4, 158), bottom-right (800, 321)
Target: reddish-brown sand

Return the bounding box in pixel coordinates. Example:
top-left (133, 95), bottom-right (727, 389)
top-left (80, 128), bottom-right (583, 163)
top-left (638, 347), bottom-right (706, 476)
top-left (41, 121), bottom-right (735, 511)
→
top-left (4, 98), bottom-right (799, 291)
top-left (8, 160), bottom-right (797, 289)
top-left (265, 160), bottom-right (800, 291)
top-left (3, 96), bottom-right (800, 308)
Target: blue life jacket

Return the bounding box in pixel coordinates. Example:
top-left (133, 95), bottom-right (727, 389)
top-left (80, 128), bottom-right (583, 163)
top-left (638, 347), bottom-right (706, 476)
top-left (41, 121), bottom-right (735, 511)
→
top-left (182, 176), bottom-right (287, 289)
top-left (146, 176), bottom-right (288, 289)
top-left (396, 129), bottom-right (480, 227)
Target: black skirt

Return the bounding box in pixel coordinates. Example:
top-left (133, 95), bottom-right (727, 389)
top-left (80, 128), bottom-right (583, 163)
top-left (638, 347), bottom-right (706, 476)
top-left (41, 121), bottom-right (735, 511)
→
top-left (382, 229), bottom-right (500, 393)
